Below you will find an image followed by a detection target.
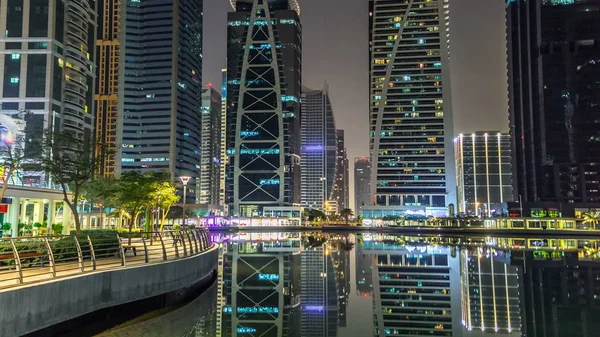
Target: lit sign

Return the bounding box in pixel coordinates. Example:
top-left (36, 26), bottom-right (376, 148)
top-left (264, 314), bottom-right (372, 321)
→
top-left (258, 273), bottom-right (279, 281)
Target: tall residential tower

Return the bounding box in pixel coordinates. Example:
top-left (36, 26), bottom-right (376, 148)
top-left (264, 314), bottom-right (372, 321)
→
top-left (369, 0), bottom-right (455, 208)
top-left (226, 0), bottom-right (302, 216)
top-left (354, 157), bottom-right (372, 213)
top-left (118, 0), bottom-right (203, 203)
top-left (199, 86), bottom-right (222, 205)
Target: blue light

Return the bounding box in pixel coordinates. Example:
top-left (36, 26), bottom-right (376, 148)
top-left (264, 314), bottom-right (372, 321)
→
top-left (241, 130), bottom-right (260, 137)
top-left (304, 305), bottom-right (324, 312)
top-left (303, 145), bottom-right (323, 151)
top-left (259, 179), bottom-right (280, 186)
top-left (240, 148), bottom-right (280, 155)
top-left (281, 95), bottom-right (298, 103)
top-left (258, 273), bottom-right (280, 281)
top-left (237, 307), bottom-right (279, 314)
top-left (237, 327), bottom-right (257, 334)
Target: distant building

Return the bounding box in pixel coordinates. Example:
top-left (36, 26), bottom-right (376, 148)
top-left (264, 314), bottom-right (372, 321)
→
top-left (226, 0), bottom-right (302, 216)
top-left (332, 130), bottom-right (350, 213)
top-left (507, 0), bottom-right (600, 204)
top-left (454, 132), bottom-right (514, 216)
top-left (300, 85), bottom-right (337, 212)
top-left (199, 86), bottom-right (222, 205)
top-left (220, 68), bottom-right (228, 207)
top-left (369, 0), bottom-right (456, 208)
top-left (354, 157), bottom-right (371, 214)
top-left (118, 0), bottom-right (203, 203)
top-left (95, 0), bottom-right (120, 177)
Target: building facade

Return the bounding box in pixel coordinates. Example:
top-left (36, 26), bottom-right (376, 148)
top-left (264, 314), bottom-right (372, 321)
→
top-left (507, 0), bottom-right (600, 203)
top-left (300, 85), bottom-right (337, 211)
top-left (368, 0), bottom-right (455, 208)
top-left (460, 247), bottom-right (521, 334)
top-left (226, 0), bottom-right (302, 216)
top-left (332, 129), bottom-right (349, 213)
top-left (363, 241), bottom-right (462, 336)
top-left (454, 132), bottom-right (514, 216)
top-left (0, 0), bottom-right (97, 185)
top-left (354, 157), bottom-right (372, 214)
top-left (118, 0), bottom-right (203, 203)
top-left (199, 86), bottom-right (222, 205)
top-left (220, 68), bottom-right (228, 206)
top-left (95, 0), bottom-right (120, 177)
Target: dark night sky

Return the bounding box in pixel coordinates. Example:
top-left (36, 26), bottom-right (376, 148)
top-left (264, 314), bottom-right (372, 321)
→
top-left (203, 0), bottom-right (509, 209)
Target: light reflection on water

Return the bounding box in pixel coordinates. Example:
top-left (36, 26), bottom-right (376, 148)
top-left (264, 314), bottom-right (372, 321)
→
top-left (100, 232), bottom-right (600, 337)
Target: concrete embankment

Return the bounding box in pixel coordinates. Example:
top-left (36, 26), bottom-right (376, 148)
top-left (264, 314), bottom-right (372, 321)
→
top-left (0, 246), bottom-right (218, 337)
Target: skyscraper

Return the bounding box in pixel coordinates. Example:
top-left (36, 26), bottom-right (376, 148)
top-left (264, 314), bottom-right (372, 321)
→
top-left (454, 132), bottom-right (514, 216)
top-left (226, 0), bottom-right (302, 216)
top-left (354, 157), bottom-right (372, 214)
top-left (95, 0), bottom-right (120, 177)
top-left (199, 86), bottom-right (222, 205)
top-left (220, 68), bottom-right (228, 206)
top-left (0, 0), bottom-right (97, 185)
top-left (332, 129), bottom-right (349, 213)
top-left (368, 0), bottom-right (455, 208)
top-left (117, 0), bottom-right (203, 203)
top-left (507, 0), bottom-right (600, 203)
top-left (300, 84), bottom-right (337, 211)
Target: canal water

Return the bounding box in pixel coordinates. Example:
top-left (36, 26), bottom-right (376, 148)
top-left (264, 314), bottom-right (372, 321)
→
top-left (93, 232), bottom-right (600, 337)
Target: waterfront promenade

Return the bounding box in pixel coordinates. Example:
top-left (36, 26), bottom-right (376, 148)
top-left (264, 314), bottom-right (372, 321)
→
top-left (0, 229), bottom-right (218, 337)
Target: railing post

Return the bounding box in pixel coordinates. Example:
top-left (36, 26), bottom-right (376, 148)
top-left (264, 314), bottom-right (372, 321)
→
top-left (141, 236), bottom-right (149, 263)
top-left (191, 230), bottom-right (199, 253)
top-left (171, 232), bottom-right (180, 258)
top-left (73, 235), bottom-right (84, 272)
top-left (180, 232), bottom-right (188, 257)
top-left (87, 235), bottom-right (97, 270)
top-left (186, 231), bottom-right (195, 254)
top-left (116, 234), bottom-right (126, 266)
top-left (157, 232), bottom-right (167, 260)
top-left (43, 237), bottom-right (56, 278)
top-left (9, 239), bottom-right (23, 284)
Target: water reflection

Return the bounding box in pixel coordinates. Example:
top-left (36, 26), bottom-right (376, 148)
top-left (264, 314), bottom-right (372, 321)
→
top-left (104, 232), bottom-right (600, 336)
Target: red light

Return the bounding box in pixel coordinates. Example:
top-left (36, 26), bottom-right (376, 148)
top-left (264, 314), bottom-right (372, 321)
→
top-left (208, 82), bottom-right (212, 87)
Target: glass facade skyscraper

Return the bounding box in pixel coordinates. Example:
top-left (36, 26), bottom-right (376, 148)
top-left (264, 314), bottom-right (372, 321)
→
top-left (300, 85), bottom-right (337, 211)
top-left (226, 0), bottom-right (302, 216)
top-left (0, 0), bottom-right (96, 185)
top-left (507, 0), bottom-right (600, 203)
top-left (118, 0), bottom-right (203, 203)
top-left (200, 86), bottom-right (223, 205)
top-left (368, 0), bottom-right (455, 208)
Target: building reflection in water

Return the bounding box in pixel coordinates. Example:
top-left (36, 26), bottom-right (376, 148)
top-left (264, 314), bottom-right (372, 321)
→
top-left (204, 233), bottom-right (600, 337)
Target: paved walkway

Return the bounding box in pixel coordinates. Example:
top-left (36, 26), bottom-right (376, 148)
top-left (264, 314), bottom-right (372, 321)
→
top-left (0, 240), bottom-right (191, 290)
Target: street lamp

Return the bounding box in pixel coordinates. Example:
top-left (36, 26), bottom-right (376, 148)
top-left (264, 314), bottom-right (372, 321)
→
top-left (179, 176), bottom-right (191, 226)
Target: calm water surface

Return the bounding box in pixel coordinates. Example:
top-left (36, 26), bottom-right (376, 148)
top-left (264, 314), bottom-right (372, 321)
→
top-left (96, 231), bottom-right (600, 337)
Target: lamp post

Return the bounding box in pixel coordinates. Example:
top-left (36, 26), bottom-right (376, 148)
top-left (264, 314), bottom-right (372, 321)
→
top-left (179, 176), bottom-right (191, 226)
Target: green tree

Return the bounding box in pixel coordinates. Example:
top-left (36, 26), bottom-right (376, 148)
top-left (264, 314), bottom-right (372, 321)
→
top-left (118, 172), bottom-right (161, 233)
top-left (82, 176), bottom-right (120, 228)
top-left (0, 139), bottom-right (29, 202)
top-left (150, 181), bottom-right (179, 231)
top-left (340, 208), bottom-right (354, 224)
top-left (38, 131), bottom-right (100, 234)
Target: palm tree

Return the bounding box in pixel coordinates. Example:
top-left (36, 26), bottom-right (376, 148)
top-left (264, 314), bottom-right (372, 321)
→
top-left (340, 208), bottom-right (354, 225)
top-left (582, 212), bottom-right (600, 230)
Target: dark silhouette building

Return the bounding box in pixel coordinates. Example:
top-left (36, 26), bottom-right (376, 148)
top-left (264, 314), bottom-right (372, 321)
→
top-left (507, 0), bottom-right (600, 204)
top-left (226, 0), bottom-right (302, 216)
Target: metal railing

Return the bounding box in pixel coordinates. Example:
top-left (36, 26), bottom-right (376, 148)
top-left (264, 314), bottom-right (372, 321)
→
top-left (0, 228), bottom-right (212, 289)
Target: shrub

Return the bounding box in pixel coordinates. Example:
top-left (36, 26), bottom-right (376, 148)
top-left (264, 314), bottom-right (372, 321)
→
top-left (51, 223), bottom-right (64, 235)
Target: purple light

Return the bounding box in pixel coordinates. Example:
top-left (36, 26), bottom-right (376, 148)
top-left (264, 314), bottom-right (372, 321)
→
top-left (303, 305), bottom-right (324, 311)
top-left (303, 145), bottom-right (323, 151)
